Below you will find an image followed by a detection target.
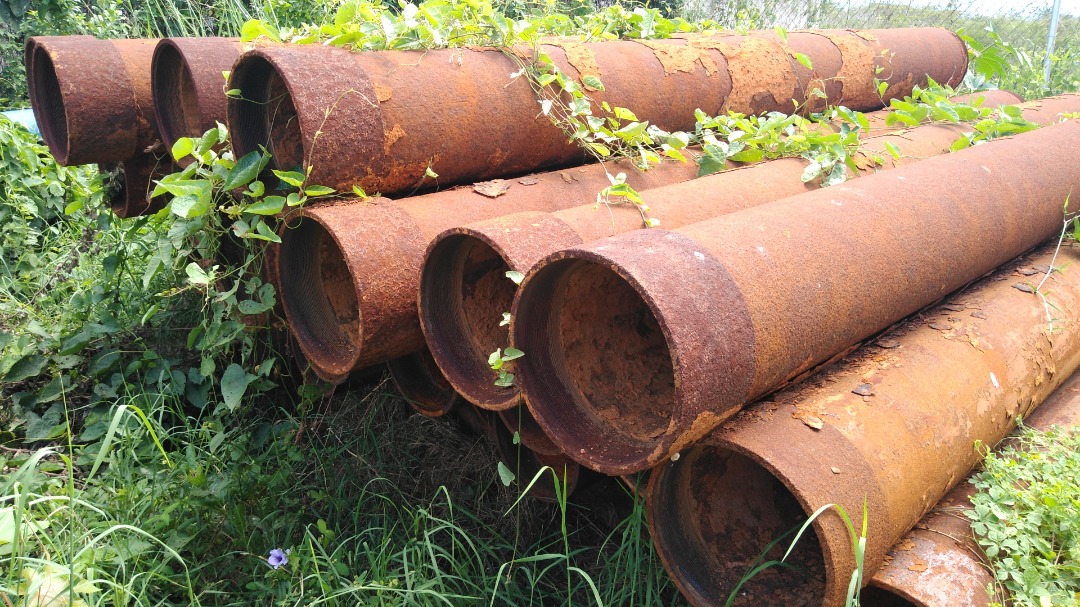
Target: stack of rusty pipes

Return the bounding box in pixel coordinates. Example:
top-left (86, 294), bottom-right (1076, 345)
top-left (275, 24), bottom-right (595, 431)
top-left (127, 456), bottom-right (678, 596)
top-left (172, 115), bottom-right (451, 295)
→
top-left (645, 240), bottom-right (1080, 607)
top-left (510, 116), bottom-right (1080, 476)
top-left (418, 90), bottom-right (1058, 421)
top-left (227, 28), bottom-right (967, 196)
top-left (24, 36), bottom-right (174, 217)
top-left (269, 27), bottom-right (970, 387)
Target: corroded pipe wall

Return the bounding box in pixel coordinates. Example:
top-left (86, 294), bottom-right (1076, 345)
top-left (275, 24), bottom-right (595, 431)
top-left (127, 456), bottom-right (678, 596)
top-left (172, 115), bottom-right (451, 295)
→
top-left (277, 158), bottom-right (700, 384)
top-left (866, 363), bottom-right (1080, 607)
top-left (646, 243), bottom-right (1080, 607)
top-left (26, 36), bottom-right (159, 166)
top-left (152, 37), bottom-right (245, 159)
top-left (418, 90), bottom-right (1028, 413)
top-left (227, 28), bottom-right (966, 195)
top-left (512, 111), bottom-right (1080, 475)
top-left (101, 153), bottom-right (175, 218)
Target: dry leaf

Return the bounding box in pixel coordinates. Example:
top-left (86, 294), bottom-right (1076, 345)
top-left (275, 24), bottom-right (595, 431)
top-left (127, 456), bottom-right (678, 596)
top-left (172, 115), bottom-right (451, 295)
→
top-left (473, 179), bottom-right (511, 198)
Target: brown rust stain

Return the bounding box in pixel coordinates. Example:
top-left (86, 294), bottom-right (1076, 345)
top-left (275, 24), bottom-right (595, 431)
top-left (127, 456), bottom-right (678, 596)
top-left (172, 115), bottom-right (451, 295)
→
top-left (632, 39), bottom-right (710, 75)
top-left (546, 37), bottom-right (601, 84)
top-left (716, 37), bottom-right (799, 114)
top-left (818, 32), bottom-right (878, 108)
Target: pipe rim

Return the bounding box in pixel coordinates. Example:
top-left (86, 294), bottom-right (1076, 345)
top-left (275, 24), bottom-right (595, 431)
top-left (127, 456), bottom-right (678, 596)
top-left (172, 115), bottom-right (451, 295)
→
top-left (152, 40), bottom-right (205, 160)
top-left (29, 43), bottom-right (71, 165)
top-left (512, 255), bottom-right (680, 475)
top-left (227, 51), bottom-right (305, 176)
top-left (647, 442), bottom-right (834, 607)
top-left (387, 349), bottom-right (459, 416)
top-left (420, 231), bottom-right (523, 411)
top-left (277, 214), bottom-right (362, 381)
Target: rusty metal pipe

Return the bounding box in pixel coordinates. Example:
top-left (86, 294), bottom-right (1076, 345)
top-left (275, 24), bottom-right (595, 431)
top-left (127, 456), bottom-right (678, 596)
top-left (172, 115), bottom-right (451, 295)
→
top-left (419, 90), bottom-right (1027, 413)
top-left (387, 348), bottom-right (460, 416)
top-left (278, 158), bottom-right (700, 384)
top-left (646, 243), bottom-right (1080, 607)
top-left (101, 152), bottom-right (175, 218)
top-left (26, 36), bottom-right (159, 166)
top-left (152, 38), bottom-right (245, 160)
top-left (512, 110), bottom-right (1080, 475)
top-left (866, 362), bottom-right (1080, 607)
top-left (227, 29), bottom-right (965, 195)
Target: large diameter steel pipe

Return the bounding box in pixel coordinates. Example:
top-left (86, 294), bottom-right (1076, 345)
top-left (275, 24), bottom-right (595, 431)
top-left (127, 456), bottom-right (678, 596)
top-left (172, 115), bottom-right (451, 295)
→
top-left (25, 36), bottom-right (159, 166)
top-left (865, 366), bottom-right (1080, 607)
top-left (278, 159), bottom-right (700, 384)
top-left (227, 29), bottom-right (966, 195)
top-left (152, 37), bottom-right (245, 160)
top-left (647, 244), bottom-right (1080, 607)
top-left (512, 115), bottom-right (1080, 475)
top-left (419, 90), bottom-right (1027, 412)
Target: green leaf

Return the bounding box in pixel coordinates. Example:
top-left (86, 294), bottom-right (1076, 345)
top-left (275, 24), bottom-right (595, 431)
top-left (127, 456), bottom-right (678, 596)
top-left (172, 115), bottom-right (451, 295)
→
top-left (502, 347), bottom-right (524, 361)
top-left (224, 151), bottom-right (266, 190)
top-left (186, 262), bottom-right (211, 286)
top-left (793, 52), bottom-right (813, 70)
top-left (505, 270), bottom-right (525, 285)
top-left (696, 155), bottom-right (727, 177)
top-left (171, 137), bottom-right (194, 161)
top-left (220, 363), bottom-right (255, 411)
top-left (4, 353), bottom-right (46, 382)
top-left (244, 196), bottom-right (285, 216)
top-left (582, 74), bottom-right (605, 91)
top-left (883, 141), bottom-right (902, 160)
top-left (272, 169), bottom-right (306, 188)
top-left (252, 221), bottom-right (283, 243)
top-left (496, 461), bottom-right (516, 486)
top-left (304, 185), bottom-right (335, 197)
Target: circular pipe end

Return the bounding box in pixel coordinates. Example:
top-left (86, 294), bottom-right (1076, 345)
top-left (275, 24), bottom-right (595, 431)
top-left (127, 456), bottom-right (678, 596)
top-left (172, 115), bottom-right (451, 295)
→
top-left (227, 51), bottom-right (304, 175)
top-left (277, 214), bottom-right (362, 383)
top-left (388, 349), bottom-right (460, 416)
top-left (498, 405), bottom-right (562, 456)
top-left (152, 40), bottom-right (205, 160)
top-left (512, 255), bottom-right (679, 475)
top-left (29, 43), bottom-right (71, 165)
top-left (647, 445), bottom-right (829, 607)
top-left (420, 232), bottom-right (523, 411)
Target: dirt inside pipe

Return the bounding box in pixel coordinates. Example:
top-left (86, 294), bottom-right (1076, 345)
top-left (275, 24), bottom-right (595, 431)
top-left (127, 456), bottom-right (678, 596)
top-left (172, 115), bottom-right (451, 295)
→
top-left (265, 70), bottom-right (304, 174)
top-left (31, 48), bottom-right (69, 165)
top-left (651, 446), bottom-right (826, 607)
top-left (153, 43), bottom-right (202, 147)
top-left (280, 219), bottom-right (360, 372)
top-left (556, 262), bottom-right (675, 442)
top-left (423, 234), bottom-right (518, 403)
top-left (229, 55), bottom-right (303, 175)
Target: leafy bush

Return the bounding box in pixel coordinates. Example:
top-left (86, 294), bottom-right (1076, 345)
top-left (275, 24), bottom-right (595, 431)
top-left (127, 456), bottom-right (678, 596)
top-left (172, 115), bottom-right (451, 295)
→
top-left (969, 424), bottom-right (1080, 607)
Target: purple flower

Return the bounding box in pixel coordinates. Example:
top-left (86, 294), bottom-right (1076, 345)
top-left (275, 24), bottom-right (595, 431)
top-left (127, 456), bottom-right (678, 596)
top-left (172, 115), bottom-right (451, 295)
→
top-left (268, 548), bottom-right (289, 569)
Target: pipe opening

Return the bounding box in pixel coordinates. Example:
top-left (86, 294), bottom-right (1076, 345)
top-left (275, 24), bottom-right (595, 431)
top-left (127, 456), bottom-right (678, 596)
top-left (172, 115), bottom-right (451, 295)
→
top-left (649, 446), bottom-right (827, 607)
top-left (421, 234), bottom-right (519, 406)
top-left (514, 258), bottom-right (675, 470)
top-left (499, 405), bottom-right (561, 456)
top-left (387, 349), bottom-right (459, 416)
top-left (152, 43), bottom-right (203, 153)
top-left (30, 47), bottom-right (70, 165)
top-left (228, 55), bottom-right (304, 175)
top-left (279, 218), bottom-right (360, 375)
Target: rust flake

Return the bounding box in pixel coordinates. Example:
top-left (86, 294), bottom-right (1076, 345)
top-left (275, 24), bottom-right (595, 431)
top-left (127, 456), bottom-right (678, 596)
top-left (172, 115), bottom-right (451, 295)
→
top-left (718, 37), bottom-right (799, 114)
top-left (818, 32), bottom-right (878, 108)
top-left (373, 83), bottom-right (393, 103)
top-left (383, 124), bottom-right (406, 156)
top-left (632, 39), bottom-right (713, 76)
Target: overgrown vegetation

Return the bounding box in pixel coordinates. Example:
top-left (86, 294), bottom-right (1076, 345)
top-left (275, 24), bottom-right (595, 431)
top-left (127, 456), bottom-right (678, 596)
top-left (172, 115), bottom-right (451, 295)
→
top-left (1, 0), bottom-right (1079, 605)
top-left (969, 424), bottom-right (1080, 607)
